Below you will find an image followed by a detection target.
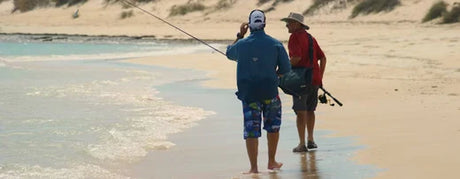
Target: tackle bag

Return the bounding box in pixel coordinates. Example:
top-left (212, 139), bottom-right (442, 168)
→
top-left (279, 32), bottom-right (314, 97)
top-left (278, 67), bottom-right (313, 96)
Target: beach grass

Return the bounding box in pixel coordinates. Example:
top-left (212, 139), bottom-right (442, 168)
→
top-left (303, 0), bottom-right (335, 15)
top-left (104, 0), bottom-right (156, 3)
top-left (54, 0), bottom-right (87, 7)
top-left (169, 2), bottom-right (205, 16)
top-left (257, 0), bottom-right (270, 5)
top-left (120, 10), bottom-right (134, 19)
top-left (350, 0), bottom-right (400, 18)
top-left (262, 0), bottom-right (294, 12)
top-left (422, 1), bottom-right (448, 22)
top-left (442, 3), bottom-right (460, 23)
top-left (215, 0), bottom-right (233, 10)
top-left (13, 0), bottom-right (49, 12)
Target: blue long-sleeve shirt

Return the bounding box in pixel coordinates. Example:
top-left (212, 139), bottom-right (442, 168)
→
top-left (226, 30), bottom-right (291, 102)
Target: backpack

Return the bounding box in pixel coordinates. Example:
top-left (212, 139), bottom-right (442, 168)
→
top-left (278, 32), bottom-right (314, 97)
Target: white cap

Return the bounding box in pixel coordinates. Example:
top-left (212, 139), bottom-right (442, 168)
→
top-left (249, 10), bottom-right (265, 31)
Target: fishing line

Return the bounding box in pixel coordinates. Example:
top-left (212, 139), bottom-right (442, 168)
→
top-left (121, 0), bottom-right (226, 56)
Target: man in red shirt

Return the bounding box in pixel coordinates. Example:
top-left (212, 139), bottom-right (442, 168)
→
top-left (281, 12), bottom-right (327, 152)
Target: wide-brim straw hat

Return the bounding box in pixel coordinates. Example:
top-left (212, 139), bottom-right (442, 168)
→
top-left (281, 12), bottom-right (310, 30)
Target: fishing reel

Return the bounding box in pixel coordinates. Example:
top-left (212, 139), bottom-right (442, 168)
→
top-left (318, 93), bottom-right (335, 106)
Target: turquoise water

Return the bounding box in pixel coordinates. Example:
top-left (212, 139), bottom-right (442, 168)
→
top-left (0, 41), bottom-right (143, 56)
top-left (0, 36), bottom-right (216, 178)
top-left (0, 35), bottom-right (213, 62)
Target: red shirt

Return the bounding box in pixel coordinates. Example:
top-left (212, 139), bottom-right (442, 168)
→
top-left (288, 30), bottom-right (325, 86)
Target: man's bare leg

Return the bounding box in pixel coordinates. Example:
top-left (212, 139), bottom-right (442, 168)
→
top-left (245, 138), bottom-right (259, 173)
top-left (306, 111), bottom-right (315, 142)
top-left (267, 132), bottom-right (283, 170)
top-left (296, 111), bottom-right (307, 146)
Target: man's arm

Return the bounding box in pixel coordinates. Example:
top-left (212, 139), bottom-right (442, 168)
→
top-left (226, 23), bottom-right (249, 61)
top-left (319, 56), bottom-right (327, 79)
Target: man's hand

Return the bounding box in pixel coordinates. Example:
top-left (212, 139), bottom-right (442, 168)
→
top-left (240, 22), bottom-right (249, 37)
top-left (233, 22), bottom-right (249, 44)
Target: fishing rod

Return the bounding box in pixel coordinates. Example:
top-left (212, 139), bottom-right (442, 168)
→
top-left (319, 86), bottom-right (343, 106)
top-left (123, 0), bottom-right (343, 107)
top-left (121, 0), bottom-right (226, 56)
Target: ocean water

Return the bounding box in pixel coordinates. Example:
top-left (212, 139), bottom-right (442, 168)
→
top-left (0, 35), bottom-right (218, 178)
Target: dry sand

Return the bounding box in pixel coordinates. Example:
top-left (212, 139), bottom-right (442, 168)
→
top-left (1, 0), bottom-right (459, 178)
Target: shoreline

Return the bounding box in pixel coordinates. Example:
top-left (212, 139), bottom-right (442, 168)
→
top-left (125, 71), bottom-right (380, 178)
top-left (0, 33), bottom-right (234, 44)
top-left (2, 0), bottom-right (460, 176)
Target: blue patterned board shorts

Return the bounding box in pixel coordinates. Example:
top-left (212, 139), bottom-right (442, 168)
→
top-left (242, 96), bottom-right (282, 139)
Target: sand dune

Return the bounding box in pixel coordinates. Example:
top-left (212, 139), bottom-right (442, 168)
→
top-left (1, 0), bottom-right (459, 38)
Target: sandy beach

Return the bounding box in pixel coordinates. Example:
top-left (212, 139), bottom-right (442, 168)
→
top-left (1, 0), bottom-right (460, 178)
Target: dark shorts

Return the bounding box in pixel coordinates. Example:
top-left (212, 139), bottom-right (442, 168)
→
top-left (242, 96), bottom-right (282, 139)
top-left (292, 85), bottom-right (319, 111)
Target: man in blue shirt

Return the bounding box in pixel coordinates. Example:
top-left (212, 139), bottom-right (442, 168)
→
top-left (226, 9), bottom-right (291, 174)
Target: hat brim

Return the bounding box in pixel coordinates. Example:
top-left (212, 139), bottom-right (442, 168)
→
top-left (281, 17), bottom-right (310, 30)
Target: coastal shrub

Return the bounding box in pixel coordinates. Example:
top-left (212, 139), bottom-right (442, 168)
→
top-left (120, 10), bottom-right (134, 19)
top-left (350, 0), bottom-right (400, 18)
top-left (257, 0), bottom-right (270, 5)
top-left (272, 0), bottom-right (293, 5)
top-left (442, 3), bottom-right (460, 23)
top-left (422, 1), bottom-right (448, 22)
top-left (169, 2), bottom-right (205, 16)
top-left (104, 0), bottom-right (156, 5)
top-left (215, 0), bottom-right (233, 10)
top-left (105, 0), bottom-right (155, 2)
top-left (135, 0), bottom-right (156, 3)
top-left (304, 0), bottom-right (335, 15)
top-left (55, 0), bottom-right (88, 7)
top-left (13, 0), bottom-right (49, 12)
top-left (104, 0), bottom-right (119, 3)
top-left (263, 0), bottom-right (294, 12)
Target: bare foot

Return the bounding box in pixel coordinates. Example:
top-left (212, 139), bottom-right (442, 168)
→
top-left (242, 169), bottom-right (259, 174)
top-left (268, 162), bottom-right (283, 170)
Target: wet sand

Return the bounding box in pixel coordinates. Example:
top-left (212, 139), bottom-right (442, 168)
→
top-left (126, 78), bottom-right (379, 178)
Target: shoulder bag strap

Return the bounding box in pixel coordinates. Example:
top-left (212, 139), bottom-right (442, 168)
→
top-left (307, 32), bottom-right (314, 65)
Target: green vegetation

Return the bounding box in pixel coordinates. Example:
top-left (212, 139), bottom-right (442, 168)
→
top-left (422, 2), bottom-right (460, 24)
top-left (422, 1), bottom-right (448, 22)
top-left (54, 0), bottom-right (87, 7)
top-left (304, 0), bottom-right (335, 15)
top-left (120, 10), bottom-right (134, 19)
top-left (350, 0), bottom-right (400, 18)
top-left (272, 0), bottom-right (293, 6)
top-left (13, 0), bottom-right (49, 12)
top-left (262, 0), bottom-right (293, 13)
top-left (105, 0), bottom-right (156, 3)
top-left (442, 3), bottom-right (460, 23)
top-left (134, 0), bottom-right (156, 3)
top-left (257, 0), bottom-right (270, 5)
top-left (12, 0), bottom-right (87, 12)
top-left (169, 2), bottom-right (205, 16)
top-left (215, 0), bottom-right (233, 10)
